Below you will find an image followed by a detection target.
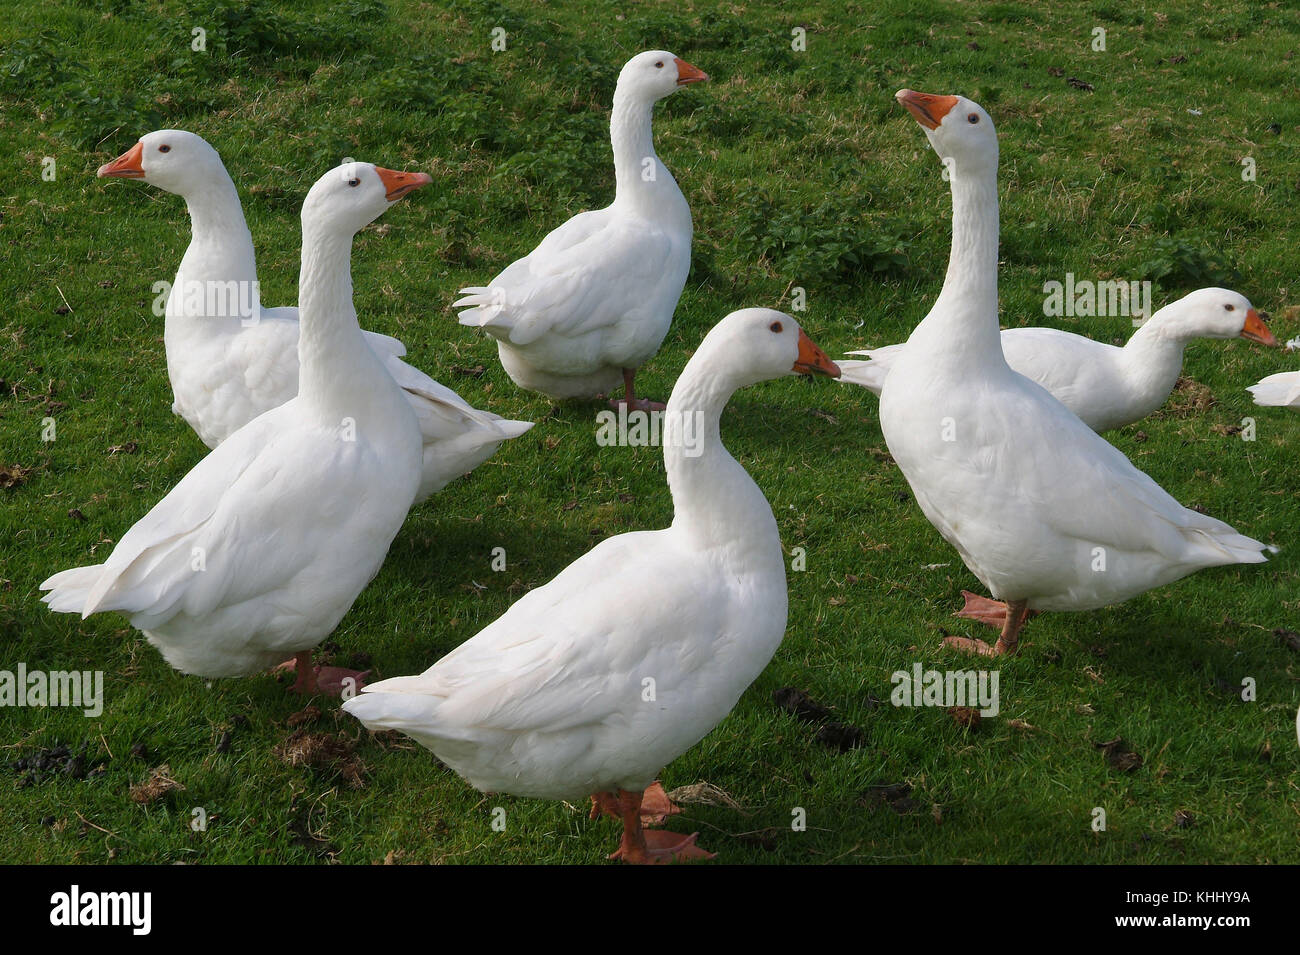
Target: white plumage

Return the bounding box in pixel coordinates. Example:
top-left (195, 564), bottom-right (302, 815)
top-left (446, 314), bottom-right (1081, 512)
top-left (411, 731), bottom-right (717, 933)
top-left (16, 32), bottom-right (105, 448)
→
top-left (876, 91), bottom-right (1269, 654)
top-left (98, 129), bottom-right (530, 502)
top-left (43, 162), bottom-right (431, 687)
top-left (1248, 371), bottom-right (1300, 409)
top-left (344, 308), bottom-right (841, 862)
top-left (455, 51), bottom-right (707, 406)
top-left (843, 287), bottom-right (1277, 431)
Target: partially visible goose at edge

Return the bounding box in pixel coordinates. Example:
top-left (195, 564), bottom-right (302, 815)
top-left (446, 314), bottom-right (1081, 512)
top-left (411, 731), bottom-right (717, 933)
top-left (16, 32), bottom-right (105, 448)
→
top-left (98, 130), bottom-right (531, 502)
top-left (843, 287), bottom-right (1278, 431)
top-left (1248, 370), bottom-right (1300, 410)
top-left (876, 89), bottom-right (1272, 657)
top-left (344, 309), bottom-right (841, 864)
top-left (43, 162), bottom-right (431, 696)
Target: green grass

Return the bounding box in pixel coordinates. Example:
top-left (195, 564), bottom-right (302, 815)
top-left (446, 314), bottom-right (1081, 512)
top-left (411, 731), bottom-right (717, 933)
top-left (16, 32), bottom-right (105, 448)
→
top-left (2, 0), bottom-right (1298, 864)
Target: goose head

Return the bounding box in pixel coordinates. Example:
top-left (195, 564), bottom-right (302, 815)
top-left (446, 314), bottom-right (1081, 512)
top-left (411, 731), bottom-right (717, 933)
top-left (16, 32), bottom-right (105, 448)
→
top-left (618, 50), bottom-right (708, 103)
top-left (896, 90), bottom-right (998, 179)
top-left (704, 308), bottom-right (840, 390)
top-left (301, 161), bottom-right (431, 236)
top-left (1158, 288), bottom-right (1278, 346)
top-left (97, 129), bottom-right (227, 195)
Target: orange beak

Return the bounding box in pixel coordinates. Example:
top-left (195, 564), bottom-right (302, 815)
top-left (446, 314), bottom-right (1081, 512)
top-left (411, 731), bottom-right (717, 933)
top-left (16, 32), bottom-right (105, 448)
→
top-left (793, 329), bottom-right (841, 378)
top-left (375, 168), bottom-right (432, 201)
top-left (674, 58), bottom-right (709, 86)
top-left (896, 89), bottom-right (960, 130)
top-left (1241, 308), bottom-right (1278, 347)
top-left (98, 141), bottom-right (145, 179)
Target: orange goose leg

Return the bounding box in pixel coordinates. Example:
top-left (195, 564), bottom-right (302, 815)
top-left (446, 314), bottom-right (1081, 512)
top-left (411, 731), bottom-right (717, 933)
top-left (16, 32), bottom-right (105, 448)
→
top-left (601, 788), bottom-right (714, 865)
top-left (943, 597), bottom-right (1032, 657)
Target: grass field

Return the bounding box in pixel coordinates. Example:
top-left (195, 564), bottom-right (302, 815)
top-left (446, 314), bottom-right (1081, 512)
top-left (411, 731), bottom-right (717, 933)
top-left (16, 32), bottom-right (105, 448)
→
top-left (2, 0), bottom-right (1298, 864)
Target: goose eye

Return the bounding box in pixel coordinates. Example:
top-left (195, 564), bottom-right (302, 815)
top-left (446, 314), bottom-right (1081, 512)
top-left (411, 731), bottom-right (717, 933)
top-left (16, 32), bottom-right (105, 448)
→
top-left (770, 321), bottom-right (784, 333)
top-left (655, 61), bottom-right (664, 68)
top-left (158, 145), bottom-right (171, 153)
top-left (1224, 304), bottom-right (1235, 312)
top-left (348, 178), bottom-right (360, 187)
top-left (967, 113), bottom-right (979, 124)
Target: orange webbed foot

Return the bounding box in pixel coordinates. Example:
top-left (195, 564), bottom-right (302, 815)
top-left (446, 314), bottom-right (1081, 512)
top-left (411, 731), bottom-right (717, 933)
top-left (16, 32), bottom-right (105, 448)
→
top-left (638, 781), bottom-right (683, 826)
top-left (610, 830), bottom-right (715, 865)
top-left (273, 652), bottom-right (369, 697)
top-left (941, 635), bottom-right (1003, 657)
top-left (954, 591), bottom-right (1008, 628)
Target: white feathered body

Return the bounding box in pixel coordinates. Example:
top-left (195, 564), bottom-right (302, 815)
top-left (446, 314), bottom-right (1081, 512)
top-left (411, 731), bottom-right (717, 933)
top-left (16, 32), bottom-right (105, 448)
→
top-left (457, 199), bottom-right (691, 399)
top-left (456, 71), bottom-right (695, 400)
top-left (160, 175), bottom-right (529, 501)
top-left (44, 164), bottom-right (430, 679)
top-left (845, 325), bottom-right (1184, 432)
top-left (1248, 371), bottom-right (1300, 409)
top-left (165, 297), bottom-right (529, 501)
top-left (346, 522), bottom-right (785, 799)
top-left (344, 312), bottom-right (801, 801)
top-left (880, 332), bottom-right (1267, 612)
top-left (42, 393), bottom-right (423, 677)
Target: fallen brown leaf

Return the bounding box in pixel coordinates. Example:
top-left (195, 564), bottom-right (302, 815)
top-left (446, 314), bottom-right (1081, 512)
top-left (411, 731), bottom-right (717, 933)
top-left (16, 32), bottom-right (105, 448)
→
top-left (0, 464), bottom-right (32, 489)
top-left (664, 781), bottom-right (748, 813)
top-left (129, 764), bottom-right (184, 803)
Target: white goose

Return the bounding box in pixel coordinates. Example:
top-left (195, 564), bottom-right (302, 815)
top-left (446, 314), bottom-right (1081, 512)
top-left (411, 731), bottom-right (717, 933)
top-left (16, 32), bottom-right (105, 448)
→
top-left (877, 90), bottom-right (1270, 656)
top-left (843, 287), bottom-right (1278, 431)
top-left (454, 51), bottom-right (708, 410)
top-left (343, 309), bottom-right (841, 864)
top-left (1248, 371), bottom-right (1300, 410)
top-left (43, 162), bottom-right (431, 695)
top-left (98, 130), bottom-right (531, 502)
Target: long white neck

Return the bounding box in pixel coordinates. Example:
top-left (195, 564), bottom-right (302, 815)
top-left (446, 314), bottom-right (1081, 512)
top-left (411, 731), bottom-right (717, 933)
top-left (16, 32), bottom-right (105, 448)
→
top-left (610, 86), bottom-right (689, 225)
top-left (911, 159), bottom-right (1003, 365)
top-left (168, 170), bottom-right (261, 324)
top-left (295, 219), bottom-right (393, 424)
top-left (1120, 305), bottom-right (1190, 397)
top-left (662, 347), bottom-right (781, 562)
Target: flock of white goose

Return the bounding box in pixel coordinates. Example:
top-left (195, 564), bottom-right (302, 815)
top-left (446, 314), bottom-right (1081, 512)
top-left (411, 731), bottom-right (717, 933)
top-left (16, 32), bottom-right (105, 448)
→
top-left (38, 52), bottom-right (1291, 864)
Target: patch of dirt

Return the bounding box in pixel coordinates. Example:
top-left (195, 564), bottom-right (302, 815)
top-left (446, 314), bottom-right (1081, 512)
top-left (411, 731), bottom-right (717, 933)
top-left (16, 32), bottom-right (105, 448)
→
top-left (0, 464), bottom-right (33, 489)
top-left (274, 730), bottom-right (366, 788)
top-left (772, 686), bottom-right (833, 723)
top-left (861, 782), bottom-right (923, 815)
top-left (948, 706), bottom-right (981, 729)
top-left (129, 764), bottom-right (184, 803)
top-left (1095, 737), bottom-right (1144, 772)
top-left (1154, 376), bottom-right (1217, 418)
top-left (286, 705), bottom-right (323, 728)
top-left (735, 827), bottom-right (781, 851)
top-left (773, 687), bottom-right (870, 752)
top-left (285, 798), bottom-right (340, 859)
top-left (1274, 629), bottom-right (1300, 653)
top-left (815, 722), bottom-right (865, 752)
top-left (11, 740), bottom-right (109, 787)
